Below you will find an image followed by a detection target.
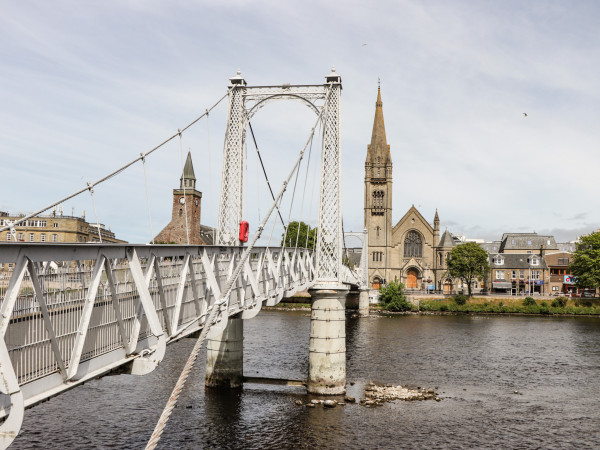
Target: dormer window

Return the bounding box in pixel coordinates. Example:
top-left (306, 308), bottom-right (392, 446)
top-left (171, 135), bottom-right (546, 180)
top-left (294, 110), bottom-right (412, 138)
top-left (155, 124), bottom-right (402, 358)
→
top-left (493, 255), bottom-right (504, 265)
top-left (529, 256), bottom-right (539, 266)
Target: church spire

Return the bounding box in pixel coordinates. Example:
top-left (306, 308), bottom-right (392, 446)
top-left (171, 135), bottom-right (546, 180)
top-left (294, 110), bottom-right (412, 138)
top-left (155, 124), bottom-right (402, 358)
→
top-left (366, 84), bottom-right (390, 163)
top-left (180, 151), bottom-right (196, 190)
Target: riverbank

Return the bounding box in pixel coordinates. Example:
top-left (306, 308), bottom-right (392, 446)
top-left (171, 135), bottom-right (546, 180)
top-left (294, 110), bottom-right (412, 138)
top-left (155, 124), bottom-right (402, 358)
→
top-left (416, 295), bottom-right (600, 315)
top-left (265, 296), bottom-right (600, 316)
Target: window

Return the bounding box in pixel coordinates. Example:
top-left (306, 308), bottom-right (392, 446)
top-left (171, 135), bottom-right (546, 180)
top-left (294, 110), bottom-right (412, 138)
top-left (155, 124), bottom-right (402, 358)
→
top-left (493, 255), bottom-right (504, 265)
top-left (52, 234), bottom-right (58, 242)
top-left (519, 270), bottom-right (525, 279)
top-left (17, 233), bottom-right (23, 241)
top-left (527, 240), bottom-right (532, 245)
top-left (404, 231), bottom-right (422, 258)
top-left (511, 270), bottom-right (516, 279)
top-left (552, 286), bottom-right (559, 291)
top-left (547, 240), bottom-right (551, 245)
top-left (373, 251), bottom-right (383, 262)
top-left (532, 270), bottom-right (541, 280)
top-left (40, 234), bottom-right (46, 242)
top-left (529, 256), bottom-right (539, 266)
top-left (372, 190), bottom-right (384, 215)
top-left (29, 233), bottom-right (34, 242)
top-left (496, 271), bottom-right (505, 280)
top-left (558, 258), bottom-right (569, 265)
top-left (53, 223), bottom-right (58, 228)
top-left (6, 233), bottom-right (11, 241)
top-left (511, 240), bottom-right (515, 245)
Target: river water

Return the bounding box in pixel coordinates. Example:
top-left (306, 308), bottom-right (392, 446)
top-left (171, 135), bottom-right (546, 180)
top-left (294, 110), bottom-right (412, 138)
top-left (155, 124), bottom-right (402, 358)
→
top-left (13, 311), bottom-right (600, 449)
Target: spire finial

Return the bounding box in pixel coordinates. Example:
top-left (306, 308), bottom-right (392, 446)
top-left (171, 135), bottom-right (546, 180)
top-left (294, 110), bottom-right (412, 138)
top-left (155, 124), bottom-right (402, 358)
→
top-left (378, 77), bottom-right (381, 90)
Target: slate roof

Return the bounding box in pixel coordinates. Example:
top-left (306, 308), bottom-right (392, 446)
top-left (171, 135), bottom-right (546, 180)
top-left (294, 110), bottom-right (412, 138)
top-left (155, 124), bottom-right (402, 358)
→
top-left (438, 230), bottom-right (455, 248)
top-left (488, 253), bottom-right (548, 269)
top-left (181, 152), bottom-right (196, 181)
top-left (200, 225), bottom-right (216, 245)
top-left (499, 233), bottom-right (557, 252)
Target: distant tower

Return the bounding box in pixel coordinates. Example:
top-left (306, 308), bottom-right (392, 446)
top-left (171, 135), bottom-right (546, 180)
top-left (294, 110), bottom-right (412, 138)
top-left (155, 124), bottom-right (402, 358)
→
top-left (433, 209), bottom-right (440, 247)
top-left (154, 152), bottom-right (204, 244)
top-left (364, 85), bottom-right (393, 287)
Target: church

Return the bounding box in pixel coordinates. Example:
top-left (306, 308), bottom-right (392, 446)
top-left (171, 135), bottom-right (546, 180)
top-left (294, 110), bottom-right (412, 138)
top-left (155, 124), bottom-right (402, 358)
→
top-left (364, 87), bottom-right (457, 293)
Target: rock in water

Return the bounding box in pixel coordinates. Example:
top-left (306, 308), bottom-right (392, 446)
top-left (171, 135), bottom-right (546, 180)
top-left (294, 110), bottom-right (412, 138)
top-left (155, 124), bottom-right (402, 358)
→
top-left (323, 400), bottom-right (337, 408)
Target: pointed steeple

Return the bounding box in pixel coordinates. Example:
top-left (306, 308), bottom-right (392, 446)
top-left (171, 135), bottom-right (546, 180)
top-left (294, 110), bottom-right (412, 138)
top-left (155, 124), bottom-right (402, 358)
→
top-left (434, 209), bottom-right (439, 227)
top-left (180, 152), bottom-right (196, 190)
top-left (366, 85), bottom-right (391, 163)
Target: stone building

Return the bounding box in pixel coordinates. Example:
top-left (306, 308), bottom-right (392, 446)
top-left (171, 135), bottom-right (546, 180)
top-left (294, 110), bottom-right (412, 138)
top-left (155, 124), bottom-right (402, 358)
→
top-left (0, 210), bottom-right (124, 244)
top-left (364, 87), bottom-right (459, 292)
top-left (154, 152), bottom-right (214, 245)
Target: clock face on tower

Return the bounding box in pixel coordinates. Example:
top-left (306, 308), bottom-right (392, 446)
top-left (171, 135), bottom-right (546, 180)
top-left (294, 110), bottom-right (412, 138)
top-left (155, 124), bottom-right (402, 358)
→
top-left (179, 197), bottom-right (185, 204)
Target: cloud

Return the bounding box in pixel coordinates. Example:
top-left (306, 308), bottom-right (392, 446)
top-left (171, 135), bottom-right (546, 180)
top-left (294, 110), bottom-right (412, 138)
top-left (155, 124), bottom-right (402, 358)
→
top-left (1, 1), bottom-right (599, 244)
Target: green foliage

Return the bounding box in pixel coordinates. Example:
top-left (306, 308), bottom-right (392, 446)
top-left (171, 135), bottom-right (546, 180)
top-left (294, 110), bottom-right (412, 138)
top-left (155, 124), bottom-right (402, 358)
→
top-left (570, 231), bottom-right (600, 290)
top-left (523, 296), bottom-right (536, 306)
top-left (552, 297), bottom-right (568, 308)
top-left (540, 301), bottom-right (548, 307)
top-left (439, 304), bottom-right (448, 312)
top-left (454, 294), bottom-right (467, 305)
top-left (379, 281), bottom-right (412, 312)
top-left (445, 242), bottom-right (490, 297)
top-left (281, 221), bottom-right (317, 249)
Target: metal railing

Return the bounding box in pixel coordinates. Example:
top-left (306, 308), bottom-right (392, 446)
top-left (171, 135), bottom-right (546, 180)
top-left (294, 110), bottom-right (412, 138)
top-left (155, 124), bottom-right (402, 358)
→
top-left (0, 243), bottom-right (316, 445)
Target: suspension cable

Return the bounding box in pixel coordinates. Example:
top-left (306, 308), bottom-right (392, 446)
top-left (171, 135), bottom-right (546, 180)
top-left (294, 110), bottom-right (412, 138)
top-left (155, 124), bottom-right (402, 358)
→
top-left (248, 122), bottom-right (285, 227)
top-left (0, 93), bottom-right (228, 234)
top-left (178, 130), bottom-right (190, 245)
top-left (294, 131), bottom-right (315, 248)
top-left (87, 183), bottom-right (102, 243)
top-left (141, 154), bottom-right (155, 244)
top-left (145, 110), bottom-right (325, 450)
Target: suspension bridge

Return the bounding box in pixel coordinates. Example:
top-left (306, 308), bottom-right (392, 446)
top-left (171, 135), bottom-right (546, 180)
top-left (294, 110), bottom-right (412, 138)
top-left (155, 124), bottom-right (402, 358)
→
top-left (0, 67), bottom-right (370, 448)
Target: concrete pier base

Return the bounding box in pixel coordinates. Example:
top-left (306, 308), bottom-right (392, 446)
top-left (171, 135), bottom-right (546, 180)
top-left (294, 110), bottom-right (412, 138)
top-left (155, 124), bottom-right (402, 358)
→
top-left (205, 314), bottom-right (243, 388)
top-left (358, 288), bottom-right (370, 316)
top-left (307, 283), bottom-right (349, 395)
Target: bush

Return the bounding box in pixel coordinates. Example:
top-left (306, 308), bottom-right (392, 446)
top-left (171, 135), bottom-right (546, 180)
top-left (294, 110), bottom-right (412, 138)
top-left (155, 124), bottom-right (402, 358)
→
top-left (552, 296), bottom-right (568, 308)
top-left (523, 296), bottom-right (536, 306)
top-left (454, 294), bottom-right (467, 305)
top-left (379, 281), bottom-right (412, 312)
top-left (440, 304), bottom-right (448, 312)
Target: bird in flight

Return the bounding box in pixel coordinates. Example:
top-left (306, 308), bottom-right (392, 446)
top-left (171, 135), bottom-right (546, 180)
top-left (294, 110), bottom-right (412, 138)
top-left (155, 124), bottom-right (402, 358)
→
top-left (523, 113), bottom-right (528, 117)
top-left (362, 43), bottom-right (367, 46)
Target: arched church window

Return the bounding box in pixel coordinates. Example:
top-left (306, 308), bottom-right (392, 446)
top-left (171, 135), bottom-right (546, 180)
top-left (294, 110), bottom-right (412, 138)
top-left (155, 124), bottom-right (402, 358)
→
top-left (404, 231), bottom-right (422, 258)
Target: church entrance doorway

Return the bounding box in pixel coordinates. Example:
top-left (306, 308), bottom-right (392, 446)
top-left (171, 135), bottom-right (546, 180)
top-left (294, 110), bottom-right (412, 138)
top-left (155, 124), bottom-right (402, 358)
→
top-left (443, 280), bottom-right (453, 294)
top-left (372, 277), bottom-right (381, 290)
top-left (406, 268), bottom-right (419, 289)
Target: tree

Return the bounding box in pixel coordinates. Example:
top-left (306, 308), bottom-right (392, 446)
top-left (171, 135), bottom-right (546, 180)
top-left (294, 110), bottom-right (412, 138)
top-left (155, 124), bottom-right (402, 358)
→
top-left (281, 221), bottom-right (317, 249)
top-left (378, 280), bottom-right (412, 311)
top-left (570, 231), bottom-right (600, 291)
top-left (445, 242), bottom-right (490, 297)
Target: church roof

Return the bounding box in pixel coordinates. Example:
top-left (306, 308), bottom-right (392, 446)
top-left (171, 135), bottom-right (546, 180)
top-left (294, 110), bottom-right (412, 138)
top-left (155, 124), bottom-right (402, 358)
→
top-left (366, 87), bottom-right (391, 163)
top-left (181, 152), bottom-right (196, 181)
top-left (438, 230), bottom-right (456, 248)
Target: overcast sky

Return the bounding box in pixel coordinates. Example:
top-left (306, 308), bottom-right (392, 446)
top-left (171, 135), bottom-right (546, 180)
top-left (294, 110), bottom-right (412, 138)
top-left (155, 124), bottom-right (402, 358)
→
top-left (1, 1), bottom-right (599, 245)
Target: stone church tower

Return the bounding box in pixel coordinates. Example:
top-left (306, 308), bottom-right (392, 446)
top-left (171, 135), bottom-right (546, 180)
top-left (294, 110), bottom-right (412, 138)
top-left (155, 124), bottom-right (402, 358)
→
top-left (364, 86), bottom-right (393, 287)
top-left (154, 152), bottom-right (205, 244)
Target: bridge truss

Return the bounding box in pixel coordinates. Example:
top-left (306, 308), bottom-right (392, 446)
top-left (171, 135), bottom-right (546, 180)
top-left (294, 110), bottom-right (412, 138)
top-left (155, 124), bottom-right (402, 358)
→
top-left (0, 244), bottom-right (314, 445)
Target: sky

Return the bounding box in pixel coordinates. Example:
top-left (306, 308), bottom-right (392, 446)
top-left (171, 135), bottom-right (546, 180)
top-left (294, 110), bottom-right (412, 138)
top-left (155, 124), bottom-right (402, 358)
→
top-left (1, 0), bottom-right (599, 245)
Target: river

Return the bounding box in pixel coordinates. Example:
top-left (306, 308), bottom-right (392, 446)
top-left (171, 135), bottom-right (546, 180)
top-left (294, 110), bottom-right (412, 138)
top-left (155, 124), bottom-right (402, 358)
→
top-left (13, 311), bottom-right (600, 449)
